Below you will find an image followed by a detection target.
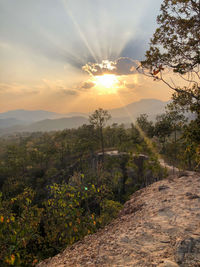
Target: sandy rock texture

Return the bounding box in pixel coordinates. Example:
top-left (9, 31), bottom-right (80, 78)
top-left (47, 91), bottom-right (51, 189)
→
top-left (37, 171), bottom-right (200, 267)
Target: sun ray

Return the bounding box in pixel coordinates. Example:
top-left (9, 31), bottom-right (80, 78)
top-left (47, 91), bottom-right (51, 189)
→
top-left (114, 91), bottom-right (163, 160)
top-left (36, 27), bottom-right (87, 67)
top-left (61, 0), bottom-right (139, 63)
top-left (62, 0), bottom-right (98, 63)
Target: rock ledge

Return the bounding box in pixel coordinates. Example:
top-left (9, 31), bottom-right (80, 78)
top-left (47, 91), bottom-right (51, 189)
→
top-left (38, 172), bottom-right (200, 267)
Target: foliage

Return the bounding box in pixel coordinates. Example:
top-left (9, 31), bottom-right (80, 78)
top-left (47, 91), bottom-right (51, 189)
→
top-left (0, 117), bottom-right (167, 266)
top-left (136, 114), bottom-right (154, 138)
top-left (41, 183), bottom-right (97, 256)
top-left (154, 113), bottom-right (173, 144)
top-left (89, 108), bottom-right (111, 129)
top-left (171, 85), bottom-right (200, 116)
top-left (89, 108), bottom-right (111, 155)
top-left (140, 0), bottom-right (200, 170)
top-left (0, 190), bottom-right (42, 266)
top-left (99, 199), bottom-right (122, 226)
top-left (141, 0), bottom-right (200, 95)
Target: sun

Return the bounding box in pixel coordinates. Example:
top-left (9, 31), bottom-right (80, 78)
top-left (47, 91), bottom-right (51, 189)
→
top-left (95, 74), bottom-right (118, 88)
top-left (94, 74), bottom-right (119, 94)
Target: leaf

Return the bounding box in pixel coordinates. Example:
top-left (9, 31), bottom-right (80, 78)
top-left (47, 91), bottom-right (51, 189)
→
top-left (153, 69), bottom-right (160, 75)
top-left (73, 226), bottom-right (78, 232)
top-left (10, 216), bottom-right (15, 222)
top-left (0, 216), bottom-right (4, 223)
top-left (10, 254), bottom-right (15, 265)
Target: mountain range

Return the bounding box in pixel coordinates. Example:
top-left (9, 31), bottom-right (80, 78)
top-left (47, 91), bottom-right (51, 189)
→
top-left (0, 99), bottom-right (169, 136)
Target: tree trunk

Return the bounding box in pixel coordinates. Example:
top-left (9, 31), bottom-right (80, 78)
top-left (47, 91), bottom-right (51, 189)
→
top-left (100, 127), bottom-right (104, 160)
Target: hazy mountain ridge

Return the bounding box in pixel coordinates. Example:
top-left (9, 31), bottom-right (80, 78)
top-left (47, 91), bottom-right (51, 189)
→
top-left (23, 117), bottom-right (88, 131)
top-left (0, 99), bottom-right (169, 135)
top-left (0, 118), bottom-right (28, 129)
top-left (109, 98), bottom-right (169, 120)
top-left (0, 109), bottom-right (62, 122)
top-left (0, 117), bottom-right (89, 135)
top-left (0, 109), bottom-right (88, 121)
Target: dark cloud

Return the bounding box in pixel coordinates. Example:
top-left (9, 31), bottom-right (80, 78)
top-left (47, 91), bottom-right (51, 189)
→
top-left (82, 57), bottom-right (139, 76)
top-left (115, 58), bottom-right (138, 75)
top-left (58, 81), bottom-right (95, 96)
top-left (80, 81), bottom-right (95, 90)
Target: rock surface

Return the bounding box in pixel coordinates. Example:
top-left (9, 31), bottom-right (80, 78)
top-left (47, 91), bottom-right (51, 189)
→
top-left (37, 171), bottom-right (200, 267)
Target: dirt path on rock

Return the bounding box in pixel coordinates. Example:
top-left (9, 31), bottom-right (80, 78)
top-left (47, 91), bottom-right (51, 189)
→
top-left (159, 158), bottom-right (180, 175)
top-left (38, 171), bottom-right (200, 267)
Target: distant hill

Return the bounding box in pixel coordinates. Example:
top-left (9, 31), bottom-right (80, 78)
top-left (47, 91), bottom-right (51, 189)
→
top-left (0, 117), bottom-right (88, 135)
top-left (0, 118), bottom-right (28, 129)
top-left (25, 117), bottom-right (88, 132)
top-left (0, 109), bottom-right (62, 122)
top-left (0, 99), bottom-right (170, 135)
top-left (0, 109), bottom-right (89, 122)
top-left (63, 112), bottom-right (88, 118)
top-left (109, 99), bottom-right (169, 121)
top-left (0, 99), bottom-right (168, 123)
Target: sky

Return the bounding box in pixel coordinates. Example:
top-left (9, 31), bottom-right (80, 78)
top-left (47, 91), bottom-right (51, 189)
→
top-left (0, 0), bottom-right (174, 113)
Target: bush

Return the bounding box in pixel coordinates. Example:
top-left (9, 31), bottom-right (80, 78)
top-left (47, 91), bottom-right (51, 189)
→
top-left (99, 199), bottom-right (122, 226)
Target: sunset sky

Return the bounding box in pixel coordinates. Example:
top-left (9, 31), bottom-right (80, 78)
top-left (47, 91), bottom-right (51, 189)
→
top-left (0, 0), bottom-right (175, 113)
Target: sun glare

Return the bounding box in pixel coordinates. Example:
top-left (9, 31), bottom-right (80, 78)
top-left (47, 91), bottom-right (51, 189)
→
top-left (94, 74), bottom-right (119, 94)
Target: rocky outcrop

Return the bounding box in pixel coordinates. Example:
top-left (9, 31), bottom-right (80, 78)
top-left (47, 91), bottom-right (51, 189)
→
top-left (37, 171), bottom-right (200, 267)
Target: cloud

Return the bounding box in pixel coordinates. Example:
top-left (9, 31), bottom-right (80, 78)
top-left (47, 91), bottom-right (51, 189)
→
top-left (60, 89), bottom-right (78, 96)
top-left (115, 58), bottom-right (139, 75)
top-left (0, 83), bottom-right (12, 93)
top-left (80, 81), bottom-right (95, 90)
top-left (82, 57), bottom-right (139, 76)
top-left (125, 83), bottom-right (136, 89)
top-left (0, 82), bottom-right (40, 95)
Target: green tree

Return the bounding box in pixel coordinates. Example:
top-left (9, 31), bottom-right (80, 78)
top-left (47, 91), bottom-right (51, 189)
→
top-left (141, 0), bottom-right (200, 96)
top-left (42, 182), bottom-right (96, 256)
top-left (89, 108), bottom-right (111, 156)
top-left (141, 0), bottom-right (200, 169)
top-left (0, 189), bottom-right (42, 266)
top-left (75, 124), bottom-right (98, 154)
top-left (136, 114), bottom-right (154, 138)
top-left (154, 113), bottom-right (173, 153)
top-left (166, 104), bottom-right (187, 166)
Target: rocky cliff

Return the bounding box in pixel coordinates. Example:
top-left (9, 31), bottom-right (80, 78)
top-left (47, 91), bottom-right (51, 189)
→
top-left (38, 171), bottom-right (200, 267)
